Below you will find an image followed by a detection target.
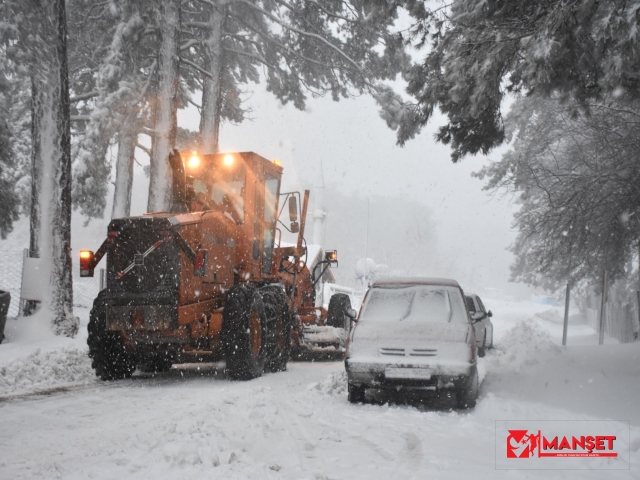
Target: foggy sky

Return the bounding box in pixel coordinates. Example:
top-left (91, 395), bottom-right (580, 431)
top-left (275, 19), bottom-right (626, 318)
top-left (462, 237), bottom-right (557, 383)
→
top-left (166, 84), bottom-right (525, 297)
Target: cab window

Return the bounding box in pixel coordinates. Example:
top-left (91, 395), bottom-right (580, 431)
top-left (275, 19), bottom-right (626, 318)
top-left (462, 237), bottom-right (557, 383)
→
top-left (211, 165), bottom-right (245, 222)
top-left (262, 174), bottom-right (280, 273)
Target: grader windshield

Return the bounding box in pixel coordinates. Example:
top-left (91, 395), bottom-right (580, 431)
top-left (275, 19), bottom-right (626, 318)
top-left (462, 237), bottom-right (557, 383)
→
top-left (189, 154), bottom-right (246, 222)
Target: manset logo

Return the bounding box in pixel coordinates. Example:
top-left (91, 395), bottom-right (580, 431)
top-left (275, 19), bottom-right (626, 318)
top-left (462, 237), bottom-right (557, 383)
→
top-left (506, 429), bottom-right (618, 458)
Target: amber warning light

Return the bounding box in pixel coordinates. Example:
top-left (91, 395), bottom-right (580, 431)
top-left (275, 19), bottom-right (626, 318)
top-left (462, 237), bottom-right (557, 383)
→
top-left (188, 152), bottom-right (200, 168)
top-left (223, 154), bottom-right (235, 166)
top-left (80, 250), bottom-right (95, 277)
top-left (325, 250), bottom-right (338, 264)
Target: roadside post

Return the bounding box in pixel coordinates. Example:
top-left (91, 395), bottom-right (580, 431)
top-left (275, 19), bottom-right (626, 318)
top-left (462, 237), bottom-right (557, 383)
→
top-left (562, 283), bottom-right (571, 346)
top-left (598, 271), bottom-right (608, 345)
top-left (635, 290), bottom-right (640, 341)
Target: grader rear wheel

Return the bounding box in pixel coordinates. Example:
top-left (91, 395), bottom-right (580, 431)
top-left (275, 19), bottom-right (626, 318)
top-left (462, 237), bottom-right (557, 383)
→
top-left (260, 285), bottom-right (291, 373)
top-left (87, 291), bottom-right (135, 381)
top-left (222, 285), bottom-right (267, 380)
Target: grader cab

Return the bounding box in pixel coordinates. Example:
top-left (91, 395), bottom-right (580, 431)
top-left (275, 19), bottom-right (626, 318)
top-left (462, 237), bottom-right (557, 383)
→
top-left (80, 150), bottom-right (343, 381)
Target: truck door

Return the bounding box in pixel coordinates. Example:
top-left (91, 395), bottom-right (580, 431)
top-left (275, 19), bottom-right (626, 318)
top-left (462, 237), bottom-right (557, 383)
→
top-left (262, 173), bottom-right (280, 274)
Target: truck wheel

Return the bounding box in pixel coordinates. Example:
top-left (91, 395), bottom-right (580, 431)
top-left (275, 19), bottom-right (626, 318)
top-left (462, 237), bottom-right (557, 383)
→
top-left (260, 285), bottom-right (291, 373)
top-left (87, 292), bottom-right (135, 381)
top-left (327, 293), bottom-right (352, 329)
top-left (455, 366), bottom-right (479, 409)
top-left (222, 285), bottom-right (267, 380)
top-left (348, 383), bottom-right (366, 403)
top-left (478, 331), bottom-right (486, 358)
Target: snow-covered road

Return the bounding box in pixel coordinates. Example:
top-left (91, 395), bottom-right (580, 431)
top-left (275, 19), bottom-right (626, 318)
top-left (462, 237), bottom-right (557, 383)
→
top-left (1, 300), bottom-right (639, 479)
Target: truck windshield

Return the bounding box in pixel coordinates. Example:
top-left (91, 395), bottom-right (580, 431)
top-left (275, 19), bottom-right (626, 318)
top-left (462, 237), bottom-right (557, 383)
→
top-left (360, 285), bottom-right (469, 324)
top-left (194, 164), bottom-right (245, 222)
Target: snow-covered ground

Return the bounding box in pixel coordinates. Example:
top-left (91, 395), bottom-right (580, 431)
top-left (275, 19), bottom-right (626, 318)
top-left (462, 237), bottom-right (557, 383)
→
top-left (0, 297), bottom-right (638, 479)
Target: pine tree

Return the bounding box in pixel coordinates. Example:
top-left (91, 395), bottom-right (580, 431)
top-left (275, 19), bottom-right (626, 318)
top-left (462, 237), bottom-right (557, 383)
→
top-left (182, 0), bottom-right (410, 154)
top-left (0, 56), bottom-right (20, 238)
top-left (383, 0), bottom-right (640, 161)
top-left (476, 93), bottom-right (640, 289)
top-left (147, 0), bottom-right (182, 213)
top-left (1, 0), bottom-right (77, 335)
top-left (69, 0), bottom-right (154, 219)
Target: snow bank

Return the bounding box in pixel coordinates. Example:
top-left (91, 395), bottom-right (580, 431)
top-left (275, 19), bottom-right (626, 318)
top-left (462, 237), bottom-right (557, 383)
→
top-left (481, 316), bottom-right (640, 423)
top-left (0, 346), bottom-right (95, 395)
top-left (0, 303), bottom-right (94, 395)
top-left (308, 369), bottom-right (347, 397)
top-left (484, 317), bottom-right (560, 374)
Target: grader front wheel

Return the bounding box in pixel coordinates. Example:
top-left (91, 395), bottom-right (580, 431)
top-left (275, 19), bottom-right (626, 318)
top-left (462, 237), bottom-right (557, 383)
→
top-left (222, 286), bottom-right (267, 380)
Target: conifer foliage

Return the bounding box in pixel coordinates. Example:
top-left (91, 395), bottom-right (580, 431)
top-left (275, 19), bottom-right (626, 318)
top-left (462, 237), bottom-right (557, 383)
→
top-left (382, 0), bottom-right (640, 161)
top-left (476, 94), bottom-right (640, 289)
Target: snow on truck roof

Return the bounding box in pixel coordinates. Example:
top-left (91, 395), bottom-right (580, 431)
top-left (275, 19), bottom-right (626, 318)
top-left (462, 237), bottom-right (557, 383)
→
top-left (371, 277), bottom-right (462, 289)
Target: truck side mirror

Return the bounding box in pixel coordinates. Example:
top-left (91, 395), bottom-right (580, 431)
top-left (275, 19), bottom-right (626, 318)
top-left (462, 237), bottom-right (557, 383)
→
top-left (194, 249), bottom-right (209, 277)
top-left (288, 196), bottom-right (298, 222)
top-left (288, 196), bottom-right (299, 232)
top-left (487, 310), bottom-right (493, 318)
top-left (80, 250), bottom-right (95, 277)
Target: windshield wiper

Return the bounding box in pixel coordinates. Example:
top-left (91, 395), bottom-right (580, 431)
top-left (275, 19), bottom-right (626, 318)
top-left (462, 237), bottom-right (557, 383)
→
top-left (398, 291), bottom-right (416, 322)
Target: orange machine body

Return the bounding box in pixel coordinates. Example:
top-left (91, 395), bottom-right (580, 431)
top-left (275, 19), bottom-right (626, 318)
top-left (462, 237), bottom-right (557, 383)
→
top-left (95, 152), bottom-right (305, 360)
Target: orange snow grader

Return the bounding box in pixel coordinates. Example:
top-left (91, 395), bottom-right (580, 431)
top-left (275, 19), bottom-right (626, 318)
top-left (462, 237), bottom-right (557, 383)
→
top-left (79, 151), bottom-right (353, 380)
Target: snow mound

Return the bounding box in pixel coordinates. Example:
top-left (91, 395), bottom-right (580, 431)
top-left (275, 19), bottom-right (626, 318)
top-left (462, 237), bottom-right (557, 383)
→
top-left (484, 318), bottom-right (560, 374)
top-left (0, 346), bottom-right (95, 395)
top-left (308, 370), bottom-right (347, 397)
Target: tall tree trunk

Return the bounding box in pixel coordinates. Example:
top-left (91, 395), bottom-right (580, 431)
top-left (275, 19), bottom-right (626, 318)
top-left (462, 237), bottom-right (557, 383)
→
top-left (148, 0), bottom-right (180, 212)
top-left (199, 3), bottom-right (225, 154)
top-left (27, 0), bottom-right (76, 335)
top-left (111, 127), bottom-right (137, 218)
top-left (24, 78), bottom-right (42, 317)
top-left (28, 77), bottom-right (42, 261)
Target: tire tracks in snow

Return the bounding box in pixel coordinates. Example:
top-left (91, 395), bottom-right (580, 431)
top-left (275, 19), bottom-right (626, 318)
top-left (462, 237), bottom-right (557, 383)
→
top-left (273, 395), bottom-right (319, 477)
top-left (315, 413), bottom-right (427, 479)
top-left (275, 384), bottom-right (430, 480)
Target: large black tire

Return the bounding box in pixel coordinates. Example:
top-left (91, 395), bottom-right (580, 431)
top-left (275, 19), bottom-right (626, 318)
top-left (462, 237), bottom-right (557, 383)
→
top-left (327, 293), bottom-right (352, 329)
top-left (222, 285), bottom-right (267, 380)
top-left (87, 292), bottom-right (135, 381)
top-left (455, 365), bottom-right (479, 409)
top-left (348, 382), bottom-right (366, 403)
top-left (260, 285), bottom-right (292, 373)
